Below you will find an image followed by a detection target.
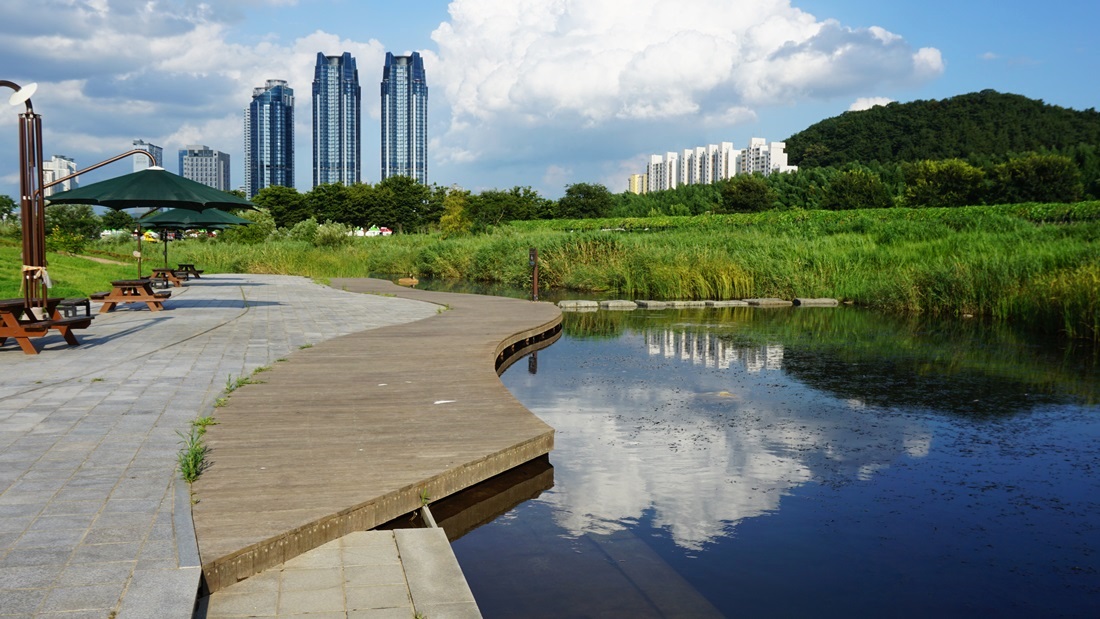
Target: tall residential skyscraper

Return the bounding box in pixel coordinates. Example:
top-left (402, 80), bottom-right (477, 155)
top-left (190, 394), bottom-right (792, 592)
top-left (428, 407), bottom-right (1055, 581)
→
top-left (312, 52), bottom-right (360, 187)
top-left (132, 139), bottom-right (162, 171)
top-left (380, 52), bottom-right (428, 184)
top-left (245, 79), bottom-right (295, 199)
top-left (178, 145), bottom-right (231, 191)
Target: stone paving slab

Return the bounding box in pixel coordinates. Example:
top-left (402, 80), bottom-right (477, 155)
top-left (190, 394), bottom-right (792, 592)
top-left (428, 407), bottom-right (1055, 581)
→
top-left (0, 274), bottom-right (440, 618)
top-left (202, 529), bottom-right (479, 619)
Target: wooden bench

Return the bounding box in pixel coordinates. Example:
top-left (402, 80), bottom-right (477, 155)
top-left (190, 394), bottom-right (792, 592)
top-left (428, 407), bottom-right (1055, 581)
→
top-left (0, 297), bottom-right (94, 354)
top-left (150, 268), bottom-right (187, 288)
top-left (95, 280), bottom-right (172, 313)
top-left (58, 297), bottom-right (92, 317)
top-left (176, 263), bottom-right (204, 279)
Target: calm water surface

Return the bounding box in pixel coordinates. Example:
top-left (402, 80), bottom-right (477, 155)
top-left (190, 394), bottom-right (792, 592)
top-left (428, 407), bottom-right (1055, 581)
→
top-left (448, 305), bottom-right (1099, 618)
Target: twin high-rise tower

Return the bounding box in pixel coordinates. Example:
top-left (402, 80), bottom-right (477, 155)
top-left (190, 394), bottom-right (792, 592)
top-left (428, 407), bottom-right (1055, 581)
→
top-left (245, 79), bottom-right (295, 199)
top-left (380, 52), bottom-right (428, 184)
top-left (312, 52), bottom-right (362, 187)
top-left (245, 51), bottom-right (427, 198)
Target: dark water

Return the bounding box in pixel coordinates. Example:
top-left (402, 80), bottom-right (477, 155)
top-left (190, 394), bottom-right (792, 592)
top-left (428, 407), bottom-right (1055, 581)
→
top-left (449, 305), bottom-right (1100, 618)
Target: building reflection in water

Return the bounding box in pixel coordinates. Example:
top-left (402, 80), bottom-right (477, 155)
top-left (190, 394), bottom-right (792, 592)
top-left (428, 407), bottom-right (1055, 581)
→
top-left (507, 326), bottom-right (932, 551)
top-left (645, 329), bottom-right (784, 372)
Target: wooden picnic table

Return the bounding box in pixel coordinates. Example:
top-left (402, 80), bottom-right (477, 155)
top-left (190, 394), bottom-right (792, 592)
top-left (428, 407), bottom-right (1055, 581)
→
top-left (0, 297), bottom-right (95, 355)
top-left (176, 263), bottom-right (204, 279)
top-left (150, 267), bottom-right (187, 288)
top-left (91, 279), bottom-right (171, 313)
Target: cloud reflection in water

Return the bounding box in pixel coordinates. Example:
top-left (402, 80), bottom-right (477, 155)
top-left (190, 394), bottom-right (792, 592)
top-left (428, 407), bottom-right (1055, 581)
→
top-left (506, 326), bottom-right (932, 551)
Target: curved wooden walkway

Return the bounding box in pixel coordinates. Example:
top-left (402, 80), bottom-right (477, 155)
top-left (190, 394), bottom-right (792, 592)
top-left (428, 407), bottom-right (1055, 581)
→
top-left (191, 279), bottom-right (562, 592)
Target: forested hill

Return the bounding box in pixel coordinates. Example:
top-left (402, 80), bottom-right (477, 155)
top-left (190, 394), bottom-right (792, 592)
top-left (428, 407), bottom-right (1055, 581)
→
top-left (784, 90), bottom-right (1100, 168)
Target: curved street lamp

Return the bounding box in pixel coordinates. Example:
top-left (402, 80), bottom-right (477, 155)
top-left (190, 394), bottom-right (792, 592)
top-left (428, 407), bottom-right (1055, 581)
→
top-left (1, 80), bottom-right (156, 312)
top-left (0, 80), bottom-right (48, 309)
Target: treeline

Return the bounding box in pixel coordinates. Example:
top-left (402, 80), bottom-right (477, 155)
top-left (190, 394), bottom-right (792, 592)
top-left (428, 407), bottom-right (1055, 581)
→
top-left (785, 90), bottom-right (1100, 168)
top-left (237, 151), bottom-right (1096, 236)
top-left (609, 151), bottom-right (1096, 217)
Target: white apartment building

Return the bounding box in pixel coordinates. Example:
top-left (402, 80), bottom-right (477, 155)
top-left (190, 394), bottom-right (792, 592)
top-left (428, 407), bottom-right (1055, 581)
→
top-left (735, 138), bottom-right (797, 176)
top-left (647, 152), bottom-right (680, 192)
top-left (178, 145), bottom-right (231, 191)
top-left (132, 139), bottom-right (162, 171)
top-left (639, 139), bottom-right (795, 192)
top-left (42, 155), bottom-right (77, 197)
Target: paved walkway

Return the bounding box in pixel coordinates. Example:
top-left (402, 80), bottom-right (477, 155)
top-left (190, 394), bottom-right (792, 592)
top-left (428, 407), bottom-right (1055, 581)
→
top-left (0, 275), bottom-right (440, 618)
top-left (200, 528), bottom-right (480, 619)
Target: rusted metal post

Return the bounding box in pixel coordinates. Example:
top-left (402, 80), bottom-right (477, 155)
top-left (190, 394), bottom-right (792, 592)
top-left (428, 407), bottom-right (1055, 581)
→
top-left (529, 247), bottom-right (539, 302)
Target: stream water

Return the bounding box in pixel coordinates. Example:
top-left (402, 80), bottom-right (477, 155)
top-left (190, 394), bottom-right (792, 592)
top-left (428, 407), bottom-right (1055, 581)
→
top-left (445, 303), bottom-right (1099, 618)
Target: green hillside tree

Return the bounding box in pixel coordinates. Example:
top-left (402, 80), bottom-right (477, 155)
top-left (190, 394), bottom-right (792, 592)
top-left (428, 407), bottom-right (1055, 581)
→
top-left (557, 183), bottom-right (613, 219)
top-left (718, 175), bottom-right (777, 212)
top-left (820, 169), bottom-right (895, 210)
top-left (991, 153), bottom-right (1083, 204)
top-left (902, 159), bottom-right (985, 207)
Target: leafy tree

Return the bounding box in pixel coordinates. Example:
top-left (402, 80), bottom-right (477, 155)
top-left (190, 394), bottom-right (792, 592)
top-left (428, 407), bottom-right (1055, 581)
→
top-left (101, 209), bottom-right (136, 232)
top-left (0, 194), bottom-right (15, 221)
top-left (902, 159), bottom-right (985, 207)
top-left (44, 203), bottom-right (100, 238)
top-left (254, 186), bottom-right (309, 228)
top-left (990, 153), bottom-right (1082, 204)
top-left (218, 208), bottom-right (275, 244)
top-left (557, 183), bottom-right (613, 219)
top-left (717, 175), bottom-right (777, 212)
top-left (307, 183), bottom-right (350, 225)
top-left (376, 176), bottom-right (430, 232)
top-left (439, 189), bottom-right (472, 236)
top-left (467, 186), bottom-right (549, 228)
top-left (767, 167), bottom-right (836, 209)
top-left (820, 169), bottom-right (895, 210)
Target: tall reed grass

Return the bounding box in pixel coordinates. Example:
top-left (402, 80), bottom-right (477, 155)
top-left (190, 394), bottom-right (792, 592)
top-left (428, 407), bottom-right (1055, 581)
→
top-left (5, 202), bottom-right (1096, 343)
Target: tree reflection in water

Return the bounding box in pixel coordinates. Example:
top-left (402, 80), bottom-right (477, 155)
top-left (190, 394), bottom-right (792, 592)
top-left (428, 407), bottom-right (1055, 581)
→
top-left (452, 306), bottom-right (1100, 618)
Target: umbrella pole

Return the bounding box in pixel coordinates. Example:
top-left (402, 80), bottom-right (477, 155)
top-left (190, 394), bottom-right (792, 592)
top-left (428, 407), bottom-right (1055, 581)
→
top-left (136, 224), bottom-right (143, 278)
top-left (164, 230), bottom-right (169, 268)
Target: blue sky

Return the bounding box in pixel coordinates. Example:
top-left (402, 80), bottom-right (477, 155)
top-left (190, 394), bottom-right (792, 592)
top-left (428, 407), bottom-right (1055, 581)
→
top-left (1, 0), bottom-right (1096, 201)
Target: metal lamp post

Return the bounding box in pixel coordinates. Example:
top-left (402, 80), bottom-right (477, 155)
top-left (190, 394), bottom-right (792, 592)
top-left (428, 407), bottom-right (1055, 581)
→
top-left (1, 80), bottom-right (48, 310)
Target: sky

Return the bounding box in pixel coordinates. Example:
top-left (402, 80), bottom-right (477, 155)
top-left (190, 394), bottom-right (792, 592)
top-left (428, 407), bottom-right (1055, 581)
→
top-left (1, 0), bottom-right (1096, 200)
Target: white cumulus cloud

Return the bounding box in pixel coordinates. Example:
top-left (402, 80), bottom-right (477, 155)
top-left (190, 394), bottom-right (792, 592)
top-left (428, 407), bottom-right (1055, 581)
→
top-left (430, 0), bottom-right (943, 183)
top-left (848, 97), bottom-right (894, 111)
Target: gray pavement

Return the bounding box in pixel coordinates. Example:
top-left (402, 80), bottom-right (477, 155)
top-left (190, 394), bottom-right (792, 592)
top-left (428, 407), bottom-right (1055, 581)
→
top-left (200, 528), bottom-right (480, 619)
top-left (0, 274), bottom-right (441, 618)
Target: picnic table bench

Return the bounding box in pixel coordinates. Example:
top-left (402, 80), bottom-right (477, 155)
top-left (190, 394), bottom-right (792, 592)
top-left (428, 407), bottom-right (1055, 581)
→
top-left (176, 263), bottom-right (204, 279)
top-left (90, 279), bottom-right (171, 313)
top-left (0, 297), bottom-right (95, 354)
top-left (150, 267), bottom-right (187, 288)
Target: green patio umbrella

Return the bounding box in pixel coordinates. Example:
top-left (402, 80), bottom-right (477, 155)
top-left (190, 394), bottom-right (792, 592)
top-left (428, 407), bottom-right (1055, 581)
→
top-left (46, 167), bottom-right (253, 211)
top-left (47, 167), bottom-right (254, 276)
top-left (138, 208), bottom-right (253, 268)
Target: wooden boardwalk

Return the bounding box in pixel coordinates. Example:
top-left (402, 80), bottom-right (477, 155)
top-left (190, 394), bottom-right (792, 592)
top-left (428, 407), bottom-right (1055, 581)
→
top-left (191, 279), bottom-right (562, 592)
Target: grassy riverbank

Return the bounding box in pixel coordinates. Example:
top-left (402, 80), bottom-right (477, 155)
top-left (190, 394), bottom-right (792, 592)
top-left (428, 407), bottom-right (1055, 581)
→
top-left (2, 202), bottom-right (1097, 342)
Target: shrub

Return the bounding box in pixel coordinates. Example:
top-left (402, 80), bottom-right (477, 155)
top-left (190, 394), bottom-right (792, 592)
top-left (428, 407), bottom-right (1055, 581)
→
top-left (314, 220), bottom-right (353, 247)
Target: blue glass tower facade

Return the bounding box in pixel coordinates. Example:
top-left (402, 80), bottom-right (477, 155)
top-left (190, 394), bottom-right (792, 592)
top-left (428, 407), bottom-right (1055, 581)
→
top-left (312, 52), bottom-right (361, 187)
top-left (244, 79), bottom-right (294, 199)
top-left (380, 52), bottom-right (428, 184)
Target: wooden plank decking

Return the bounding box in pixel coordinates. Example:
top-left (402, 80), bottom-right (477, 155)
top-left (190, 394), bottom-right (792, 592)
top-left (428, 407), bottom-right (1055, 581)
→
top-left (191, 279), bottom-right (562, 592)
